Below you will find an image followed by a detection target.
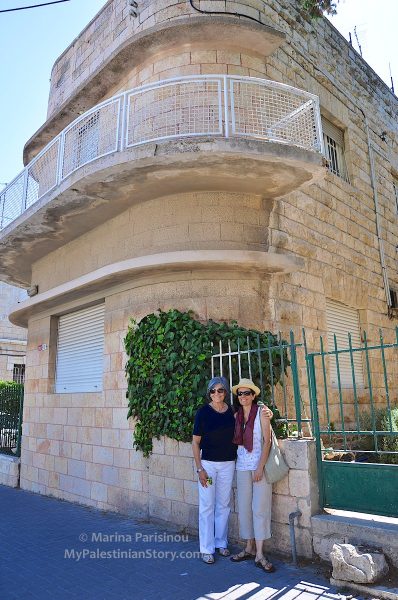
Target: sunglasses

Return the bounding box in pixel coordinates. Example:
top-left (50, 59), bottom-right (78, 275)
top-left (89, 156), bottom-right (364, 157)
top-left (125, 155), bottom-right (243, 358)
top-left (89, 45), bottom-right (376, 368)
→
top-left (237, 390), bottom-right (254, 397)
top-left (209, 388), bottom-right (226, 394)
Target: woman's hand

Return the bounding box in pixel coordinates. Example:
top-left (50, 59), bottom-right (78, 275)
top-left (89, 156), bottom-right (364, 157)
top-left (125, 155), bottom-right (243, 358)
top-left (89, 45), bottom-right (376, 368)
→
top-left (198, 470), bottom-right (209, 488)
top-left (260, 405), bottom-right (273, 419)
top-left (252, 468), bottom-right (263, 483)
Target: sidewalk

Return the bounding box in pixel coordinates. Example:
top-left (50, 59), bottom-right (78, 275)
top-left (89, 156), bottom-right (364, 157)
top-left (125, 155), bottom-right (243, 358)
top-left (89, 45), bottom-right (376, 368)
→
top-left (0, 485), bottom-right (360, 600)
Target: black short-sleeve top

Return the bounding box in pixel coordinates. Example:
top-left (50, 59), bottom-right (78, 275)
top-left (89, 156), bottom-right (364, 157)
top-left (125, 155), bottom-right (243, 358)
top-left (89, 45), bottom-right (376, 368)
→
top-left (193, 403), bottom-right (237, 462)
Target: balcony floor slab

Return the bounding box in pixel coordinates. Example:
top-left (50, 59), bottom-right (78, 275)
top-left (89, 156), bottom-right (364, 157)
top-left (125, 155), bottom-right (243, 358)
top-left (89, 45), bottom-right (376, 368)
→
top-left (0, 136), bottom-right (325, 287)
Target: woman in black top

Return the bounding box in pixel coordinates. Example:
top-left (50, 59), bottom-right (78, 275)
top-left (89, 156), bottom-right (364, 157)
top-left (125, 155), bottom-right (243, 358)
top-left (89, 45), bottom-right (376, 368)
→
top-left (192, 376), bottom-right (237, 564)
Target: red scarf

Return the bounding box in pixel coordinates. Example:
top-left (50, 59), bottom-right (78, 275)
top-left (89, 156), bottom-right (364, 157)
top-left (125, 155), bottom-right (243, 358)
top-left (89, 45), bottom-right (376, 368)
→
top-left (232, 404), bottom-right (258, 452)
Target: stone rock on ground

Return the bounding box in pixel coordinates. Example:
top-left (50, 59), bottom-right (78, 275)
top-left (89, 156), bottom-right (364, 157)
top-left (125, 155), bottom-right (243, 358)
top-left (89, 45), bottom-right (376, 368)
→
top-left (330, 543), bottom-right (389, 584)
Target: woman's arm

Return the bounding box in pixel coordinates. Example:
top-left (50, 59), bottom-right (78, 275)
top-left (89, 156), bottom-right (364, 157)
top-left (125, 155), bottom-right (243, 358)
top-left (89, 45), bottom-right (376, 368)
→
top-left (192, 434), bottom-right (209, 487)
top-left (253, 412), bottom-right (272, 482)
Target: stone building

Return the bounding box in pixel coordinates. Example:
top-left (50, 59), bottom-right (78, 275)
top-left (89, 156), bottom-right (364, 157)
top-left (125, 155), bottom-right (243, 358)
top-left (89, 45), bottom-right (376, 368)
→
top-left (0, 283), bottom-right (26, 383)
top-left (0, 0), bottom-right (397, 558)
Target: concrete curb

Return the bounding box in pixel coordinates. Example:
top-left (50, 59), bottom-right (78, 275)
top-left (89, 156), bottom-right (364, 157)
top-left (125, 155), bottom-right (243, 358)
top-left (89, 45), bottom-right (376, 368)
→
top-left (330, 577), bottom-right (398, 600)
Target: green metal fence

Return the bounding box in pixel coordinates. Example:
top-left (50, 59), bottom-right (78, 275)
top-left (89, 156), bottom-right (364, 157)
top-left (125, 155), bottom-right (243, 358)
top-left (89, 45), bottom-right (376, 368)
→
top-left (210, 331), bottom-right (311, 437)
top-left (0, 384), bottom-right (24, 457)
top-left (307, 327), bottom-right (398, 517)
top-left (211, 327), bottom-right (398, 517)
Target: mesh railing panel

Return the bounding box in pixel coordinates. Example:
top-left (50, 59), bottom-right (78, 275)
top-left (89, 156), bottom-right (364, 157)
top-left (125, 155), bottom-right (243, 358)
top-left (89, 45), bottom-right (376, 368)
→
top-left (0, 172), bottom-right (25, 229)
top-left (0, 76), bottom-right (323, 231)
top-left (26, 139), bottom-right (60, 209)
top-left (62, 99), bottom-right (120, 179)
top-left (126, 80), bottom-right (222, 146)
top-left (231, 80), bottom-right (321, 150)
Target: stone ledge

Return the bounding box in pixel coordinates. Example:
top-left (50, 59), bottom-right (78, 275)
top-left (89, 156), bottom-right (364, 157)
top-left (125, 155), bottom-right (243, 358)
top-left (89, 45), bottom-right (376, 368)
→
top-left (312, 511), bottom-right (398, 568)
top-left (0, 454), bottom-right (20, 488)
top-left (330, 577), bottom-right (398, 600)
top-left (9, 249), bottom-right (304, 327)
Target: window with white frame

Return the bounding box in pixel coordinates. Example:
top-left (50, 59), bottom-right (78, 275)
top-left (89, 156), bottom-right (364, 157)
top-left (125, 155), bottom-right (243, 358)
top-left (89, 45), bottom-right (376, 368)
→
top-left (325, 299), bottom-right (364, 387)
top-left (55, 303), bottom-right (105, 393)
top-left (322, 117), bottom-right (349, 183)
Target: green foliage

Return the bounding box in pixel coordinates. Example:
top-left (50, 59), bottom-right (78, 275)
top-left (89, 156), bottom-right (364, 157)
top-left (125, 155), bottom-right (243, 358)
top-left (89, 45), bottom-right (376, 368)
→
top-left (359, 406), bottom-right (398, 464)
top-left (124, 310), bottom-right (289, 456)
top-left (0, 381), bottom-right (24, 415)
top-left (380, 408), bottom-right (398, 464)
top-left (300, 0), bottom-right (338, 18)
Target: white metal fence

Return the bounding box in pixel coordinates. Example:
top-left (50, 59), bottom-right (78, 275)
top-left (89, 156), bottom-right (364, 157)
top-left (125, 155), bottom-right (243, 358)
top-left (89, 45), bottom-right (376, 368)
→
top-left (0, 75), bottom-right (323, 231)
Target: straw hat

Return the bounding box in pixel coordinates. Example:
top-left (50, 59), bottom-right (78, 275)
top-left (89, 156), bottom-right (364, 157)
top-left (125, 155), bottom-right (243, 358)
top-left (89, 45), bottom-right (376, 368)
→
top-left (232, 378), bottom-right (260, 397)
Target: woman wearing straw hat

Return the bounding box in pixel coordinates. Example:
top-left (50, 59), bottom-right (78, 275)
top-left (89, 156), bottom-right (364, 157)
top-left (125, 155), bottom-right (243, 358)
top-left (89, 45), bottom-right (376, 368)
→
top-left (192, 376), bottom-right (237, 564)
top-left (230, 378), bottom-right (275, 573)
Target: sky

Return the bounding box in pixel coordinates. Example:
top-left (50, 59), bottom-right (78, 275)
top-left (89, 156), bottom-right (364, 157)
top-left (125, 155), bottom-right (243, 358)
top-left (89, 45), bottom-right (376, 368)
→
top-left (0, 0), bottom-right (397, 187)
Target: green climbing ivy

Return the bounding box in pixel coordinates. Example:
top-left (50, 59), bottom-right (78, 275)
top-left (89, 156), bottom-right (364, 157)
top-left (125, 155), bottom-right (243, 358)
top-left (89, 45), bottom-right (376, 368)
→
top-left (124, 310), bottom-right (289, 456)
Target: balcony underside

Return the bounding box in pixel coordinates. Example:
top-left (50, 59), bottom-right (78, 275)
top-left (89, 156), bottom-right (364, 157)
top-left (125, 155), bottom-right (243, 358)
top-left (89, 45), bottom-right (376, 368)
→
top-left (0, 136), bottom-right (325, 287)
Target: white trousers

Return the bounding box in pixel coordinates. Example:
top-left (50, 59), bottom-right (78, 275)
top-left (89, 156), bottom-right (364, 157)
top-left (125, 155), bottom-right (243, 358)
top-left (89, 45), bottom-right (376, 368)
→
top-left (236, 469), bottom-right (272, 541)
top-left (198, 460), bottom-right (235, 554)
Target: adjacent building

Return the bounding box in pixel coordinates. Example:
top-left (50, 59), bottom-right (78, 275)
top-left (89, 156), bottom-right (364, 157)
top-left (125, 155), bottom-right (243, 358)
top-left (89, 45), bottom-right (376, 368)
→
top-left (0, 283), bottom-right (26, 383)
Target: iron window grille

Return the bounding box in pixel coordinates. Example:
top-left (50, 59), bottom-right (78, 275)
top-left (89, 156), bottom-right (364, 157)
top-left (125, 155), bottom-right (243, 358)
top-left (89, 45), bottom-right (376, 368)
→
top-left (12, 364), bottom-right (25, 384)
top-left (322, 117), bottom-right (349, 183)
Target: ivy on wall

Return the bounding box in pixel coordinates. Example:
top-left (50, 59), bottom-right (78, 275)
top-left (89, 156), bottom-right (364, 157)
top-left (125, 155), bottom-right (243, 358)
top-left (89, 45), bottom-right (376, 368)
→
top-left (124, 310), bottom-right (289, 456)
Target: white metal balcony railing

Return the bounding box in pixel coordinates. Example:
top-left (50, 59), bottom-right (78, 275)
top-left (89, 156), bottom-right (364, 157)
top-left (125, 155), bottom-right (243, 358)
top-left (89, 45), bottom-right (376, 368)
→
top-left (0, 75), bottom-right (323, 230)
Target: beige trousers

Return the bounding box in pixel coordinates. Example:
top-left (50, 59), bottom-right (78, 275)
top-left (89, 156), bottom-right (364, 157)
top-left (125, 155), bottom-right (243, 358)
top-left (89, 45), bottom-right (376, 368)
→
top-left (236, 469), bottom-right (272, 541)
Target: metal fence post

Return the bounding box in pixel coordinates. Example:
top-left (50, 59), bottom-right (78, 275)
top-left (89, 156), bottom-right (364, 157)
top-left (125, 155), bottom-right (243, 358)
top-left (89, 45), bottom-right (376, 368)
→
top-left (289, 330), bottom-right (302, 437)
top-left (307, 352), bottom-right (325, 508)
top-left (16, 387), bottom-right (24, 458)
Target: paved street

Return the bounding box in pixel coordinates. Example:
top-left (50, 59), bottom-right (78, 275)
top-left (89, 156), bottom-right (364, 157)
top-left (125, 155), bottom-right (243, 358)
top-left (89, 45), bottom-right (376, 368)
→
top-left (0, 485), bottom-right (358, 600)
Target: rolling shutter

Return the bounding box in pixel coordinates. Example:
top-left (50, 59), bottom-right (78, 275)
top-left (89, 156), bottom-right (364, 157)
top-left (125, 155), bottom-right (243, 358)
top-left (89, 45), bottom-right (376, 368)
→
top-left (55, 304), bottom-right (105, 393)
top-left (322, 118), bottom-right (344, 147)
top-left (325, 299), bottom-right (364, 387)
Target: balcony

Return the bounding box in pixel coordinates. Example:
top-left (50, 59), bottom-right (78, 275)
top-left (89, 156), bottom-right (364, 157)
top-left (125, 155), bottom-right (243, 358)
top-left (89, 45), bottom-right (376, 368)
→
top-left (0, 75), bottom-right (325, 286)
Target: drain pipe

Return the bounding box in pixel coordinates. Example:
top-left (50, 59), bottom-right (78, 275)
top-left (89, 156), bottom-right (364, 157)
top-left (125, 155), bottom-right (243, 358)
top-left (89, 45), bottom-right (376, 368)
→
top-left (289, 510), bottom-right (302, 565)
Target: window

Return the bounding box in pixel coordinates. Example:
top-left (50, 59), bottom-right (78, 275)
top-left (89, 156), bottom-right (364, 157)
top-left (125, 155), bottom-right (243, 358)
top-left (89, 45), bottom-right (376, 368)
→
top-left (322, 117), bottom-right (349, 183)
top-left (325, 299), bottom-right (364, 387)
top-left (393, 178), bottom-right (398, 215)
top-left (55, 303), bottom-right (105, 393)
top-left (13, 364), bottom-right (25, 384)
top-left (390, 288), bottom-right (398, 309)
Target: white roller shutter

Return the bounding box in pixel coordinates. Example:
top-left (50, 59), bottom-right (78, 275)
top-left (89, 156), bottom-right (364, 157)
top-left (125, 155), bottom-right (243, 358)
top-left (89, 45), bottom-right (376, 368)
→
top-left (55, 304), bottom-right (105, 393)
top-left (325, 299), bottom-right (364, 387)
top-left (322, 118), bottom-right (344, 147)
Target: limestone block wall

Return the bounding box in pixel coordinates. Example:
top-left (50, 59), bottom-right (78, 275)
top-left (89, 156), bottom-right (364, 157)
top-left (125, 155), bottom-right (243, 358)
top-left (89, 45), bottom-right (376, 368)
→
top-left (47, 0), bottom-right (276, 118)
top-left (31, 191), bottom-right (272, 294)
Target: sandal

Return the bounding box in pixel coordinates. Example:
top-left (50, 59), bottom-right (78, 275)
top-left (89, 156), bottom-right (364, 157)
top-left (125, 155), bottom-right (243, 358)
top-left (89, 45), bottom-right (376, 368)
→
top-left (217, 547), bottom-right (230, 557)
top-left (230, 550), bottom-right (256, 562)
top-left (202, 553), bottom-right (215, 564)
top-left (255, 556), bottom-right (275, 573)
